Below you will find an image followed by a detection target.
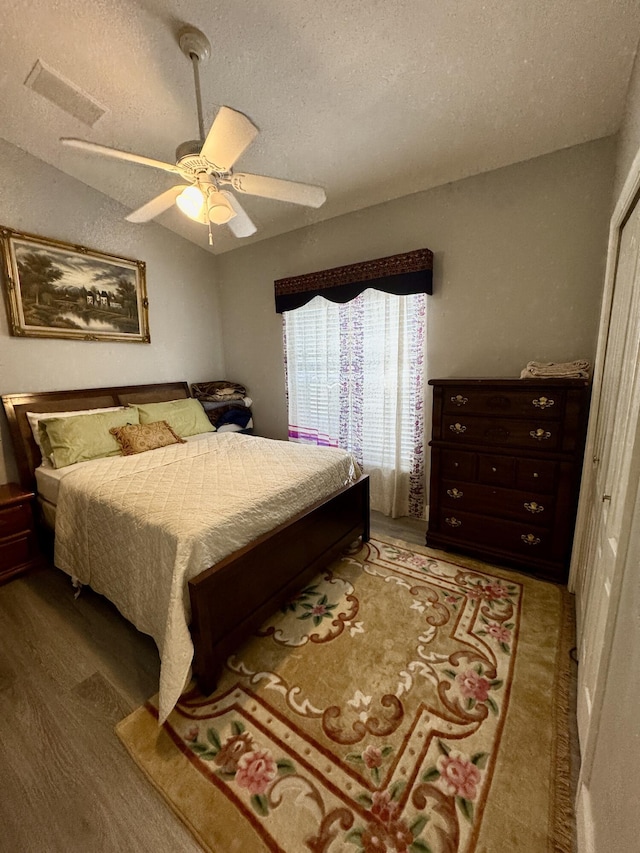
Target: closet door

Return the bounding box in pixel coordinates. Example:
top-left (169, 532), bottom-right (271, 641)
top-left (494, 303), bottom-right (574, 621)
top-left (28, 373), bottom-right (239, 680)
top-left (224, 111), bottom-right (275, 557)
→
top-left (573, 188), bottom-right (640, 847)
top-left (577, 199), bottom-right (640, 745)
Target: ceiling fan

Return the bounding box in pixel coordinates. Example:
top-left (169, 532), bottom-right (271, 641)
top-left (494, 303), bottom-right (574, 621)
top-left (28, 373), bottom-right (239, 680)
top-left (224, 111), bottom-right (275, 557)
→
top-left (60, 26), bottom-right (326, 244)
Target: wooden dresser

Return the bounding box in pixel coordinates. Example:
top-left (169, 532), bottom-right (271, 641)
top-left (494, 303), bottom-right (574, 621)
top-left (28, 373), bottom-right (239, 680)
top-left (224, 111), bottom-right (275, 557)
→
top-left (426, 378), bottom-right (590, 582)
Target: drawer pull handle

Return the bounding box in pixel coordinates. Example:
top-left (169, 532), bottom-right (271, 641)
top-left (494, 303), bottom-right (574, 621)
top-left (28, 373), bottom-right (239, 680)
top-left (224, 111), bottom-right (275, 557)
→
top-left (524, 501), bottom-right (544, 513)
top-left (533, 472), bottom-right (539, 478)
top-left (529, 428), bottom-right (551, 441)
top-left (445, 516), bottom-right (462, 527)
top-left (491, 466), bottom-right (497, 472)
top-left (447, 488), bottom-right (463, 499)
top-left (533, 396), bottom-right (555, 410)
top-left (449, 422), bottom-right (467, 435)
top-left (450, 395), bottom-right (468, 406)
top-left (521, 533), bottom-right (541, 546)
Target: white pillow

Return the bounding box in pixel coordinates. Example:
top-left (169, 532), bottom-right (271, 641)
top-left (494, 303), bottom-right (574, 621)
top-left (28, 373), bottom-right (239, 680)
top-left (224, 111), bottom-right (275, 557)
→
top-left (217, 418), bottom-right (254, 433)
top-left (27, 407), bottom-right (125, 468)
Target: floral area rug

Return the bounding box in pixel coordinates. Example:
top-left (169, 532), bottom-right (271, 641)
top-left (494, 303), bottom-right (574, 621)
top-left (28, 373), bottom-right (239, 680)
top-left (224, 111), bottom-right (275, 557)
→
top-left (116, 536), bottom-right (574, 853)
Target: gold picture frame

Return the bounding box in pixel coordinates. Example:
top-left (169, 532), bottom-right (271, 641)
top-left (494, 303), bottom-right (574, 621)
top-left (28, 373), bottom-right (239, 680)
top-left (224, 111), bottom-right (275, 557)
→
top-left (0, 226), bottom-right (150, 343)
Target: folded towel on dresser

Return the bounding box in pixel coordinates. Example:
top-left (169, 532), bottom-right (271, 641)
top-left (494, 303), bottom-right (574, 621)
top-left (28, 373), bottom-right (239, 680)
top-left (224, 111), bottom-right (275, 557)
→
top-left (520, 360), bottom-right (591, 379)
top-left (191, 381), bottom-right (247, 402)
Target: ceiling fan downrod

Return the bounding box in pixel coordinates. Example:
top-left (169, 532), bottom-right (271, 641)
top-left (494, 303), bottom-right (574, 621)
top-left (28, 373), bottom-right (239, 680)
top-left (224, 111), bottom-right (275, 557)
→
top-left (190, 54), bottom-right (206, 142)
top-left (178, 27), bottom-right (212, 143)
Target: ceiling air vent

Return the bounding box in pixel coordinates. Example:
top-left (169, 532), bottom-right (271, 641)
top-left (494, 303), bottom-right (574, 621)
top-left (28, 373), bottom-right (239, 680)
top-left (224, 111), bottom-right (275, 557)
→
top-left (24, 59), bottom-right (107, 127)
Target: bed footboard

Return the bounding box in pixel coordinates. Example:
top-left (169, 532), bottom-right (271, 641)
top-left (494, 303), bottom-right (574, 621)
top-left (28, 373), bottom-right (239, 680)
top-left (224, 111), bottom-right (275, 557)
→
top-left (188, 474), bottom-right (370, 696)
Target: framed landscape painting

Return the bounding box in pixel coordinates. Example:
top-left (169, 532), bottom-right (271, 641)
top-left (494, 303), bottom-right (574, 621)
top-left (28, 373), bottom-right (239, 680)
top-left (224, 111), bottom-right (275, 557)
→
top-left (0, 227), bottom-right (150, 343)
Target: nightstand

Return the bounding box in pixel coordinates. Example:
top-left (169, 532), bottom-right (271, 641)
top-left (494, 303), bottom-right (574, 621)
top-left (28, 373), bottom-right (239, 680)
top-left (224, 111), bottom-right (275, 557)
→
top-left (0, 483), bottom-right (41, 584)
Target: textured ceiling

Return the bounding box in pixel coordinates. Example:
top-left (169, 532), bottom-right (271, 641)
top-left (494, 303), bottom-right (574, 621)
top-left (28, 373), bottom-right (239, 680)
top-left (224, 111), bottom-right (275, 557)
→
top-left (1, 0), bottom-right (639, 254)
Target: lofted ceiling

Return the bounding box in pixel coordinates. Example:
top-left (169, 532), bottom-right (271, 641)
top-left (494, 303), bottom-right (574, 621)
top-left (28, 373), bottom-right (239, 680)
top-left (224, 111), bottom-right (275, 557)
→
top-left (1, 0), bottom-right (639, 254)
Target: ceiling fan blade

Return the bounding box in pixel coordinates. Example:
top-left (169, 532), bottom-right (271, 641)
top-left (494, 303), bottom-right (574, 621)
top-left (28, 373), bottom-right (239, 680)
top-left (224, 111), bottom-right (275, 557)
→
top-left (125, 185), bottom-right (190, 223)
top-left (220, 191), bottom-right (257, 237)
top-left (200, 106), bottom-right (259, 172)
top-left (61, 138), bottom-right (180, 174)
top-left (230, 172), bottom-right (326, 208)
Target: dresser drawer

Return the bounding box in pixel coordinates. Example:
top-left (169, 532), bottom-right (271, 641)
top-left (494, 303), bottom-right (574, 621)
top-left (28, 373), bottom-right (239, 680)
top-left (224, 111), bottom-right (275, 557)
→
top-left (440, 449), bottom-right (476, 481)
top-left (0, 535), bottom-right (34, 570)
top-left (515, 458), bottom-right (558, 493)
top-left (441, 480), bottom-right (554, 526)
top-left (0, 503), bottom-right (32, 538)
top-left (436, 509), bottom-right (552, 559)
top-left (478, 455), bottom-right (516, 487)
top-left (443, 415), bottom-right (561, 451)
top-left (443, 387), bottom-right (563, 419)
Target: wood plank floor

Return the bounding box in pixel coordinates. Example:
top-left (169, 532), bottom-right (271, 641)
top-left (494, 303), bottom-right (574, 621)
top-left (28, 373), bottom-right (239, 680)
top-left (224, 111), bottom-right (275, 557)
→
top-left (0, 512), bottom-right (577, 852)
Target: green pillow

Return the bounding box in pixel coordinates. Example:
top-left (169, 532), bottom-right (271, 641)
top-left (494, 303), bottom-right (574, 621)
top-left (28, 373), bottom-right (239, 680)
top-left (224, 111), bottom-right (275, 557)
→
top-left (132, 398), bottom-right (214, 437)
top-left (41, 408), bottom-right (140, 469)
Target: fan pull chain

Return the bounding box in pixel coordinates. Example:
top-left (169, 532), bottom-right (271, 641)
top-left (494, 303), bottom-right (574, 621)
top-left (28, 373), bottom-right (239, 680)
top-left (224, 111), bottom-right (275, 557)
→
top-left (208, 220), bottom-right (214, 246)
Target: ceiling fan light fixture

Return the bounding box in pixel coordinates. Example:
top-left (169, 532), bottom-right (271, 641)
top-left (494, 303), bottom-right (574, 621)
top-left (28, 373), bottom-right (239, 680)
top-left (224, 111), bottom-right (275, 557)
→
top-left (60, 25), bottom-right (324, 244)
top-left (176, 184), bottom-right (205, 220)
top-left (206, 190), bottom-right (235, 224)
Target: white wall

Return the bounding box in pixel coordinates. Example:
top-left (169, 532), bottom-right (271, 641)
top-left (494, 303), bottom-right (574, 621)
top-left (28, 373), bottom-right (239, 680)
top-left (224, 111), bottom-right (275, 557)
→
top-left (216, 138), bottom-right (615, 441)
top-left (0, 139), bottom-right (225, 483)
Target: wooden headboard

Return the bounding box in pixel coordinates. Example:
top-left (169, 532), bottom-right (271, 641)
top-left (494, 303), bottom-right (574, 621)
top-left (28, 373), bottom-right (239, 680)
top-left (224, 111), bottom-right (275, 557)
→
top-left (2, 381), bottom-right (190, 489)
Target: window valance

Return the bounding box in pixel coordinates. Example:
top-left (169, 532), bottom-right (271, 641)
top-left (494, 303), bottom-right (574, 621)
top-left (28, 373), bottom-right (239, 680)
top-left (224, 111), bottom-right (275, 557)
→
top-left (274, 247), bottom-right (433, 313)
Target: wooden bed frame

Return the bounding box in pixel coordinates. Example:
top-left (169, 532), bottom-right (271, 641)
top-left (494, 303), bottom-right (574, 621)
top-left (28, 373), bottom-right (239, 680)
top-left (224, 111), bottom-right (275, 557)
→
top-left (2, 381), bottom-right (370, 696)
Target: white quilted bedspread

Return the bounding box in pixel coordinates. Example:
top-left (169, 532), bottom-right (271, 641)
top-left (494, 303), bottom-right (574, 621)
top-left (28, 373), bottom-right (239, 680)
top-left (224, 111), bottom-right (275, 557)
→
top-left (54, 433), bottom-right (358, 721)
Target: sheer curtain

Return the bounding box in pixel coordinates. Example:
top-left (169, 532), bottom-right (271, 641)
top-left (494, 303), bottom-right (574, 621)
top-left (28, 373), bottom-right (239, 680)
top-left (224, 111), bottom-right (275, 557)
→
top-left (283, 288), bottom-right (426, 518)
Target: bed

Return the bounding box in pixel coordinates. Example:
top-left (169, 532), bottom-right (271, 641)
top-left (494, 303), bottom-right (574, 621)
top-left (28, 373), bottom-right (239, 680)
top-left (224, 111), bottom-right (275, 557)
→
top-left (2, 382), bottom-right (370, 720)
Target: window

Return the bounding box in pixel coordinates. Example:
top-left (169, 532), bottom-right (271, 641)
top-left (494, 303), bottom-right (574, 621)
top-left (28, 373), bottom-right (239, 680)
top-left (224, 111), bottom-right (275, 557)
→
top-left (283, 288), bottom-right (426, 518)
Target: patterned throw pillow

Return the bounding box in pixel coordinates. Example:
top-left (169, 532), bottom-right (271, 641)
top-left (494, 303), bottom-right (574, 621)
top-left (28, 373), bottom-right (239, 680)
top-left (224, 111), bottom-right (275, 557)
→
top-left (110, 420), bottom-right (186, 456)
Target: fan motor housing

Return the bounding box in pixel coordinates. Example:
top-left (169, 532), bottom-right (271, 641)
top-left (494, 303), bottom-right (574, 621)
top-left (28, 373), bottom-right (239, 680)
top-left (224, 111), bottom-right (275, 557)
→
top-left (175, 140), bottom-right (215, 176)
top-left (175, 139), bottom-right (204, 162)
